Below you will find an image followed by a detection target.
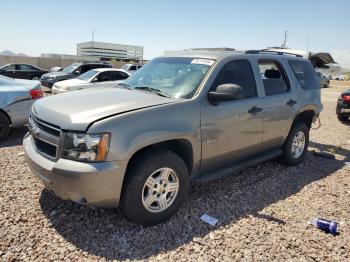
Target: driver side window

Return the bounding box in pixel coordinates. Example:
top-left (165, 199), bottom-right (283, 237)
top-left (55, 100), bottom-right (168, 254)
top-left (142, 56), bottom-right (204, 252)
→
top-left (211, 59), bottom-right (257, 99)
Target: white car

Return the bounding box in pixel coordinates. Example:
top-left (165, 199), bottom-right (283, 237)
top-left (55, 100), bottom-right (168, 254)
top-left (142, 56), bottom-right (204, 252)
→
top-left (51, 68), bottom-right (130, 94)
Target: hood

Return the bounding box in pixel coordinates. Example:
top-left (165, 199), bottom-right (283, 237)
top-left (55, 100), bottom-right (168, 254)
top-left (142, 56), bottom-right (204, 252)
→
top-left (54, 78), bottom-right (86, 87)
top-left (32, 88), bottom-right (178, 131)
top-left (41, 71), bottom-right (74, 79)
top-left (309, 53), bottom-right (336, 68)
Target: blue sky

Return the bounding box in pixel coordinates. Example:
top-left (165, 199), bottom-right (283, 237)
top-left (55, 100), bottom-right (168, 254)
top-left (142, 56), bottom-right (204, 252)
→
top-left (1, 0), bottom-right (349, 66)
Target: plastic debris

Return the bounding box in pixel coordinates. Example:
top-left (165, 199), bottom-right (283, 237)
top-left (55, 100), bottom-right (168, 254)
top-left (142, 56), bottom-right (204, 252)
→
top-left (17, 152), bottom-right (25, 156)
top-left (309, 217), bottom-right (337, 235)
top-left (200, 214), bottom-right (219, 226)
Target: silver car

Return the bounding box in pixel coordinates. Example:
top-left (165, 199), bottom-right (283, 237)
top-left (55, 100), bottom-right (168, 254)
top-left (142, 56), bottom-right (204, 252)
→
top-left (0, 76), bottom-right (43, 140)
top-left (24, 50), bottom-right (322, 225)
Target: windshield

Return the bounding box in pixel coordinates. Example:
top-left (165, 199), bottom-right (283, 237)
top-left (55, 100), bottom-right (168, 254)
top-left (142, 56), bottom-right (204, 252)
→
top-left (62, 63), bottom-right (81, 73)
top-left (121, 64), bottom-right (131, 71)
top-left (78, 69), bottom-right (98, 81)
top-left (123, 57), bottom-right (213, 99)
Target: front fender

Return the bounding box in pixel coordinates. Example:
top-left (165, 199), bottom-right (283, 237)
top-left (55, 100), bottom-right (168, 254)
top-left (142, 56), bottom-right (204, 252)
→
top-left (88, 99), bottom-right (202, 167)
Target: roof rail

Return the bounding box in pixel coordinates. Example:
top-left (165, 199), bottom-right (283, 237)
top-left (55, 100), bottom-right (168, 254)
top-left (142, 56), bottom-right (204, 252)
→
top-left (245, 50), bottom-right (303, 58)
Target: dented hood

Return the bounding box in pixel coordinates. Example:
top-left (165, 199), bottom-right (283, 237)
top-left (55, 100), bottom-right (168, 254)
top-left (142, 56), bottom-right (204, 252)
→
top-left (32, 88), bottom-right (177, 131)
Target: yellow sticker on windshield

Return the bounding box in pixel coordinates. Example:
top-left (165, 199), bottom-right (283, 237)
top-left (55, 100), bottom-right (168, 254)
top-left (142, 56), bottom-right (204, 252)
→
top-left (191, 59), bottom-right (215, 66)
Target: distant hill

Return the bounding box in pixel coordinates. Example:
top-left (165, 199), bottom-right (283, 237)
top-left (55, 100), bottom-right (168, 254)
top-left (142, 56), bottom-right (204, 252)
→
top-left (0, 50), bottom-right (27, 56)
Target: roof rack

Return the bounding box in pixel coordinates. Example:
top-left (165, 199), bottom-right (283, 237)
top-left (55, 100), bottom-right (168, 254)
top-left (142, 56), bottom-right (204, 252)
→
top-left (245, 50), bottom-right (303, 58)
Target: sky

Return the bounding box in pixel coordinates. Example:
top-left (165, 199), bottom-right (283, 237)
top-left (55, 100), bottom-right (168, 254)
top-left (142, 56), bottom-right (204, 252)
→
top-left (1, 0), bottom-right (349, 67)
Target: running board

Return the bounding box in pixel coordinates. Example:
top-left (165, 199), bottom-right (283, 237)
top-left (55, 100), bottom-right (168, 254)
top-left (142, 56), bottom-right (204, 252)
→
top-left (191, 149), bottom-right (283, 182)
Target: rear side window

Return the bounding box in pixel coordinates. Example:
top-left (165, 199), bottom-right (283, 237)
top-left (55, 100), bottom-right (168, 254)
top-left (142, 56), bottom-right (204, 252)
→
top-left (112, 71), bottom-right (129, 80)
top-left (258, 60), bottom-right (290, 96)
top-left (289, 60), bottom-right (319, 90)
top-left (211, 59), bottom-right (257, 99)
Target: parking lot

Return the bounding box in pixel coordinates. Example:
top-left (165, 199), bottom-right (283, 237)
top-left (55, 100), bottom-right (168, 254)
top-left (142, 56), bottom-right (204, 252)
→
top-left (1, 81), bottom-right (350, 261)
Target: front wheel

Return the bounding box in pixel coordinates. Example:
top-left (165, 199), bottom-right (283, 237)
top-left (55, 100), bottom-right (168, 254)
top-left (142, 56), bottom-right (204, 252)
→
top-left (0, 112), bottom-right (10, 141)
top-left (279, 122), bottom-right (309, 165)
top-left (121, 151), bottom-right (189, 225)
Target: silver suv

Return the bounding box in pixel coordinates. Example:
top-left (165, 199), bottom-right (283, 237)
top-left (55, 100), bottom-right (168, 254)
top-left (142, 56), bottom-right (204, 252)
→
top-left (24, 50), bottom-right (322, 225)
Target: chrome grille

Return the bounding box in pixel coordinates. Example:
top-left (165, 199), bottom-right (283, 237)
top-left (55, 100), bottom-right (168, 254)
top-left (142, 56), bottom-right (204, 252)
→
top-left (28, 114), bottom-right (61, 159)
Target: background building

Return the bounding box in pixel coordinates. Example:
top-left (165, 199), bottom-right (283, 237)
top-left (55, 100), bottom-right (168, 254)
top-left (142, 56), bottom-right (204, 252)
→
top-left (77, 41), bottom-right (143, 62)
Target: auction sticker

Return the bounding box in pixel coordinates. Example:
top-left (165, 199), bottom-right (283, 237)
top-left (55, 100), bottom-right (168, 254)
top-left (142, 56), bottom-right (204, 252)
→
top-left (191, 59), bottom-right (215, 66)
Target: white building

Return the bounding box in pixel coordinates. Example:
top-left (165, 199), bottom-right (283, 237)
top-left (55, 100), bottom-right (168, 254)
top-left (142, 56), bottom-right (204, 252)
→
top-left (77, 41), bottom-right (143, 61)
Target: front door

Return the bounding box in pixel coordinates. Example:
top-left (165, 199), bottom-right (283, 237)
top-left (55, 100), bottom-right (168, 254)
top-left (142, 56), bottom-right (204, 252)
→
top-left (200, 59), bottom-right (264, 173)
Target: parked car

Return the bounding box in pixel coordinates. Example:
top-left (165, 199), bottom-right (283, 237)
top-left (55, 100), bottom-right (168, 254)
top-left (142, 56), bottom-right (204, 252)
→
top-left (121, 63), bottom-right (143, 74)
top-left (316, 72), bottom-right (330, 88)
top-left (336, 89), bottom-right (350, 121)
top-left (0, 63), bottom-right (48, 80)
top-left (51, 68), bottom-right (130, 94)
top-left (24, 51), bottom-right (322, 225)
top-left (0, 76), bottom-right (43, 140)
top-left (40, 62), bottom-right (112, 89)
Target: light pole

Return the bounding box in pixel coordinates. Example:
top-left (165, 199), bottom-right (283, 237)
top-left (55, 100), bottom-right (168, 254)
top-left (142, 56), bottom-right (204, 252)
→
top-left (92, 30), bottom-right (97, 48)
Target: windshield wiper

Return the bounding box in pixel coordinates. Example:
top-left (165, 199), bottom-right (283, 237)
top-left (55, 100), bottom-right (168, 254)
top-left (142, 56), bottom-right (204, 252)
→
top-left (133, 86), bottom-right (170, 98)
top-left (117, 83), bottom-right (131, 89)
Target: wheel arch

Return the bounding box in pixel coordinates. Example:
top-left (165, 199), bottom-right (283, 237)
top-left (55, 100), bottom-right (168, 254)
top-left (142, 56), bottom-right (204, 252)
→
top-left (0, 108), bottom-right (12, 125)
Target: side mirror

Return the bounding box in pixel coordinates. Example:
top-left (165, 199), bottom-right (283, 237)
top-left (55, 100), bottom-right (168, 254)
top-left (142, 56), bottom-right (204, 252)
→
top-left (208, 84), bottom-right (244, 105)
top-left (74, 70), bottom-right (81, 75)
top-left (91, 77), bottom-right (98, 82)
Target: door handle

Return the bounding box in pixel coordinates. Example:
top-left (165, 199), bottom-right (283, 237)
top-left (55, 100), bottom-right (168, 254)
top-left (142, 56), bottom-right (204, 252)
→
top-left (286, 99), bottom-right (297, 106)
top-left (248, 106), bottom-right (263, 114)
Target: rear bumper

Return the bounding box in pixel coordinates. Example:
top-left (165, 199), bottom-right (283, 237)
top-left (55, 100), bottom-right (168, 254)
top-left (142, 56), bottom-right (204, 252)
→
top-left (23, 134), bottom-right (126, 208)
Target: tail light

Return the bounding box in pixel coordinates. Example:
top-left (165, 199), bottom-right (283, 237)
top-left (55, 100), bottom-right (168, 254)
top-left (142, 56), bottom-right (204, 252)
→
top-left (341, 94), bottom-right (350, 101)
top-left (30, 89), bottom-right (43, 99)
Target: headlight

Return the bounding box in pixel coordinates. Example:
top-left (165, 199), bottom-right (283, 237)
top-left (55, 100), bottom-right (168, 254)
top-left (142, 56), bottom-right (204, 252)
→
top-left (62, 133), bottom-right (110, 162)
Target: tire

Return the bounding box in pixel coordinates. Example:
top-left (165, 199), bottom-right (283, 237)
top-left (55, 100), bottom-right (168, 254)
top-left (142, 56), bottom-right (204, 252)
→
top-left (279, 122), bottom-right (309, 166)
top-left (0, 112), bottom-right (11, 141)
top-left (121, 150), bottom-right (189, 225)
top-left (337, 114), bottom-right (348, 122)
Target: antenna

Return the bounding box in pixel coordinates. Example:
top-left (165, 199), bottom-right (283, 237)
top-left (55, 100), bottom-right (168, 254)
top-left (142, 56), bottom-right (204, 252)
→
top-left (281, 30), bottom-right (288, 48)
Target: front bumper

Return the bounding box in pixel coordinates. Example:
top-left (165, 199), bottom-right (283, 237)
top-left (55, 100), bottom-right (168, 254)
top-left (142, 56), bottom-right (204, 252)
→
top-left (40, 79), bottom-right (54, 88)
top-left (23, 134), bottom-right (126, 208)
top-left (51, 86), bottom-right (68, 95)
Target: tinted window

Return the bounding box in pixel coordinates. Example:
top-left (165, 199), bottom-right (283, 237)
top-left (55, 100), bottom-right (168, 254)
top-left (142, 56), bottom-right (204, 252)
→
top-left (289, 60), bottom-right (319, 90)
top-left (211, 59), bottom-right (257, 99)
top-left (112, 71), bottom-right (129, 80)
top-left (258, 60), bottom-right (290, 96)
top-left (3, 65), bottom-right (16, 71)
top-left (19, 65), bottom-right (35, 71)
top-left (129, 66), bottom-right (137, 70)
top-left (97, 71), bottom-right (112, 82)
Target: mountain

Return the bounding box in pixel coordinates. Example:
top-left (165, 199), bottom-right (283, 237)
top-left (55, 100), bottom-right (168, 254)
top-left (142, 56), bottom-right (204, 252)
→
top-left (0, 50), bottom-right (27, 56)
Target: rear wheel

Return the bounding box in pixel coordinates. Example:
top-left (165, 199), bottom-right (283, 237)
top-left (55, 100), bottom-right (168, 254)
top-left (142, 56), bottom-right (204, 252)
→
top-left (122, 151), bottom-right (189, 225)
top-left (279, 122), bottom-right (309, 165)
top-left (337, 114), bottom-right (348, 122)
top-left (0, 112), bottom-right (10, 141)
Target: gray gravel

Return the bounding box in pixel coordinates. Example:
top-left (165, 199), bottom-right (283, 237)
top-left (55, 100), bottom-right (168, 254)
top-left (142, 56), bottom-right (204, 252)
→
top-left (1, 90), bottom-right (350, 261)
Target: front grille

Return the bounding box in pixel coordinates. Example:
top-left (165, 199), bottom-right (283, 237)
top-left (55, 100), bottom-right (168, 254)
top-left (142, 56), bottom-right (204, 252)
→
top-left (29, 115), bottom-right (61, 160)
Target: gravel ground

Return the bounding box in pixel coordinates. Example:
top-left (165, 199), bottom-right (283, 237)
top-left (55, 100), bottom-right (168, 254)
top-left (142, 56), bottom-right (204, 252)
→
top-left (1, 89), bottom-right (350, 261)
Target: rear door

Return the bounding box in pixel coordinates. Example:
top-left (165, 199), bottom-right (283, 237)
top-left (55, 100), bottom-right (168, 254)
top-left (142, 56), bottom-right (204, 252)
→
top-left (200, 59), bottom-right (265, 173)
top-left (255, 59), bottom-right (297, 149)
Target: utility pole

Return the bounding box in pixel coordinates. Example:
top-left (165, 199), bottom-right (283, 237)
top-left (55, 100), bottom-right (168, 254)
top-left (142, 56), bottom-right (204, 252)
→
top-left (306, 34), bottom-right (310, 55)
top-left (281, 30), bottom-right (288, 48)
top-left (92, 30), bottom-right (97, 48)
